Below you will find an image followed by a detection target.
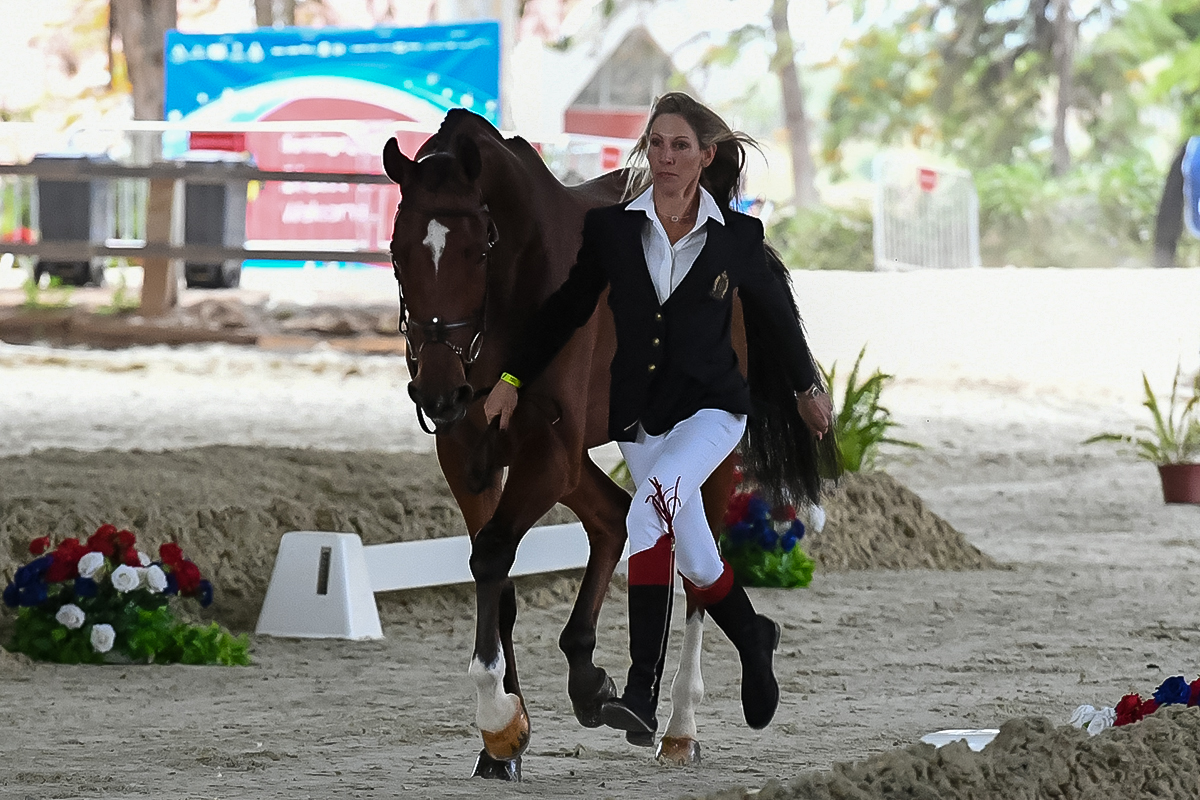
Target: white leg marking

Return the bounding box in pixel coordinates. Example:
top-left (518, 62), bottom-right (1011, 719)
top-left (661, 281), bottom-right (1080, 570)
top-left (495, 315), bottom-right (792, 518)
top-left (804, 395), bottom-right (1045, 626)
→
top-left (661, 611), bottom-right (705, 740)
top-left (423, 219), bottom-right (450, 275)
top-left (469, 652), bottom-right (520, 733)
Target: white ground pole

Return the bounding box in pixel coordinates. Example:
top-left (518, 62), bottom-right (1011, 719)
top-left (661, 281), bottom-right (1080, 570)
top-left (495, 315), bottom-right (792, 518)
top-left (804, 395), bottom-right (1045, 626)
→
top-left (255, 522), bottom-right (630, 640)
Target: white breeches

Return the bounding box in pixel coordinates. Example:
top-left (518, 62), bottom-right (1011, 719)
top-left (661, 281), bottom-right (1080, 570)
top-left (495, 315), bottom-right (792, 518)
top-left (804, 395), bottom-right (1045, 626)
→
top-left (618, 409), bottom-right (746, 588)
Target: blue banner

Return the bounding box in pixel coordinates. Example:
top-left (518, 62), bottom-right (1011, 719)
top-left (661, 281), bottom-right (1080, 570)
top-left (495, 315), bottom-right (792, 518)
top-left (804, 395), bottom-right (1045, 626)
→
top-left (1183, 136), bottom-right (1200, 239)
top-left (164, 22), bottom-right (500, 126)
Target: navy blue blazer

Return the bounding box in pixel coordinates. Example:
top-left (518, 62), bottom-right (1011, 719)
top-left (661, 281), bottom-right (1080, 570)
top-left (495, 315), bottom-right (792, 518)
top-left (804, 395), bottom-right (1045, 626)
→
top-left (505, 201), bottom-right (817, 442)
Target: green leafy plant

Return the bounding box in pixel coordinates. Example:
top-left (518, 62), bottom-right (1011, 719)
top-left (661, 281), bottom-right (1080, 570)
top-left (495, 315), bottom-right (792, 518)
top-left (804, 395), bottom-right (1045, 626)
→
top-left (822, 346), bottom-right (919, 472)
top-left (4, 525), bottom-right (250, 666)
top-left (1084, 365), bottom-right (1200, 464)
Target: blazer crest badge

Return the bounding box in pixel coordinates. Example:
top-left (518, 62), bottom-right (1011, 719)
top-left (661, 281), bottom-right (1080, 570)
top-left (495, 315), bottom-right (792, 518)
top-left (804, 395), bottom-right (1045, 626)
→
top-left (710, 270), bottom-right (730, 300)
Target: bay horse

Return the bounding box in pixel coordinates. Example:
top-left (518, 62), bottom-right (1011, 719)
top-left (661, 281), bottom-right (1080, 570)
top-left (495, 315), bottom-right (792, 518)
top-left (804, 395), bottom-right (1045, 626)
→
top-left (382, 110), bottom-right (756, 779)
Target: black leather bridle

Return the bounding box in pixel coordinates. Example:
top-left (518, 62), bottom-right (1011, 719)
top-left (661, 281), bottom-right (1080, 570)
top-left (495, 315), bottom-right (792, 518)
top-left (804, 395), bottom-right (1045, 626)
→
top-left (392, 202), bottom-right (499, 434)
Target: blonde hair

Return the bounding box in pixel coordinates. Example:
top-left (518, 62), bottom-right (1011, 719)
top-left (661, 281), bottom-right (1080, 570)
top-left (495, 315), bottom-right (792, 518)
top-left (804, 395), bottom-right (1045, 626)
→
top-left (623, 92), bottom-right (760, 209)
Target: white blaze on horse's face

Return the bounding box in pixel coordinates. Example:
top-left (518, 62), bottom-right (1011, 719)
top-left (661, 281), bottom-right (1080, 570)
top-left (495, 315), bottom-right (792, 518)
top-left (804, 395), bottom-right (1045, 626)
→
top-left (423, 219), bottom-right (451, 276)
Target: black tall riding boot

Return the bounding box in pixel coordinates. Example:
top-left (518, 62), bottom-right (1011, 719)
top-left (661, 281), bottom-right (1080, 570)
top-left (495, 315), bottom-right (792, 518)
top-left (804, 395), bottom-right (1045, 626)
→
top-left (705, 583), bottom-right (781, 729)
top-left (599, 583), bottom-right (674, 746)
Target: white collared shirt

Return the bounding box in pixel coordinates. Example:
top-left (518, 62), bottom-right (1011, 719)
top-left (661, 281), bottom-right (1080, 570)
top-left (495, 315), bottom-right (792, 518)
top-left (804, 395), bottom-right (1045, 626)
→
top-left (627, 185), bottom-right (725, 305)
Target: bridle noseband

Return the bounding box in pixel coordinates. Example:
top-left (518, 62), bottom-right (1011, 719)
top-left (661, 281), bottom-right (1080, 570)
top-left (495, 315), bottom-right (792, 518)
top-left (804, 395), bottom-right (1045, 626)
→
top-left (392, 203), bottom-right (498, 370)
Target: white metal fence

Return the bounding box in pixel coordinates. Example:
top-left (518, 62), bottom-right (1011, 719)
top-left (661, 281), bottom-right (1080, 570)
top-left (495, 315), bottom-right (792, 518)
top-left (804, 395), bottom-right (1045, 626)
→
top-left (872, 152), bottom-right (981, 271)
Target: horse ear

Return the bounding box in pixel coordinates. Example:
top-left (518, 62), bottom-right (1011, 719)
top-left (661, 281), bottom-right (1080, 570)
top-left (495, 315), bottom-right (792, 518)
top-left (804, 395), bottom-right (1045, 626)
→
top-left (382, 137), bottom-right (414, 187)
top-left (456, 137), bottom-right (483, 184)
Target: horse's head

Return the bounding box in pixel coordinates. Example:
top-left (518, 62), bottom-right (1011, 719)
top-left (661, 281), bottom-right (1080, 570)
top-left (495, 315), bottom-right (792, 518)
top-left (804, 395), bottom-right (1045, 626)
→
top-left (382, 136), bottom-right (498, 433)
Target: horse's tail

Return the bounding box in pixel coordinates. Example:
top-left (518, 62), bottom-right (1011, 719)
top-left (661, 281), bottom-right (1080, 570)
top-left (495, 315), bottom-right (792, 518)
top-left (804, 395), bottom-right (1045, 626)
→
top-left (738, 243), bottom-right (842, 508)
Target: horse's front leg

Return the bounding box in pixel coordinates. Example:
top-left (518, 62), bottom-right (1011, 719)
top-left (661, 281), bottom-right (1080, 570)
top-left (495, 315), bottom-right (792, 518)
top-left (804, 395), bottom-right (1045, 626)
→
top-left (435, 435), bottom-right (524, 780)
top-left (467, 549), bottom-right (529, 761)
top-left (466, 430), bottom-right (570, 770)
top-left (558, 455), bottom-right (631, 727)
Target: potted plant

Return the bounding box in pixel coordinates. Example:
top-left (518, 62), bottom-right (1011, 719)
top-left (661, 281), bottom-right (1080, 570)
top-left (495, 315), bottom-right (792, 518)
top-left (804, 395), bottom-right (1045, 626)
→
top-left (1085, 364), bottom-right (1200, 504)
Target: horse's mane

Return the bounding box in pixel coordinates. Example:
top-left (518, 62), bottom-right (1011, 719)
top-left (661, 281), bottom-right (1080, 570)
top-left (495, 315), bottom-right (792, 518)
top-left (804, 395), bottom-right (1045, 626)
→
top-left (421, 108), bottom-right (506, 153)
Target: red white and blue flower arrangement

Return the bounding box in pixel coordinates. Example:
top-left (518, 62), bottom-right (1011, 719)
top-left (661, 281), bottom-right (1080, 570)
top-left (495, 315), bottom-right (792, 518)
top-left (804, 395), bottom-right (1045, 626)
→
top-left (719, 468), bottom-right (824, 588)
top-left (1071, 675), bottom-right (1200, 735)
top-left (3, 524), bottom-right (249, 666)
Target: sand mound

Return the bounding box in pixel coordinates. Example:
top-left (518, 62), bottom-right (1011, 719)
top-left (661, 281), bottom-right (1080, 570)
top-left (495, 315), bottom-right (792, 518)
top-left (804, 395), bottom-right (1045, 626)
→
top-left (1, 448), bottom-right (991, 634)
top-left (0, 446), bottom-right (579, 632)
top-left (696, 705), bottom-right (1200, 800)
top-left (811, 472), bottom-right (997, 571)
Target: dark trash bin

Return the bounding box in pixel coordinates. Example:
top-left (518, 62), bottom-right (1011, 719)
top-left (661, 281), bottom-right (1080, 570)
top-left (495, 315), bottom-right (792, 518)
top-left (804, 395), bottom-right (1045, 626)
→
top-left (32, 152), bottom-right (115, 287)
top-left (180, 150), bottom-right (250, 289)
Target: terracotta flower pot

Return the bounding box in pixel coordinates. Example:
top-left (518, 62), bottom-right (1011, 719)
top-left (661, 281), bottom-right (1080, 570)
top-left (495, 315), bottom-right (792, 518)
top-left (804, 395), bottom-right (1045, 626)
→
top-left (1158, 463), bottom-right (1200, 504)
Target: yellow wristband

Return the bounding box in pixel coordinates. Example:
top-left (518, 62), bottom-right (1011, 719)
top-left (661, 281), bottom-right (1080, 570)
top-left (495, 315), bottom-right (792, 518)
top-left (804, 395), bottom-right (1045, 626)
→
top-left (500, 372), bottom-right (523, 389)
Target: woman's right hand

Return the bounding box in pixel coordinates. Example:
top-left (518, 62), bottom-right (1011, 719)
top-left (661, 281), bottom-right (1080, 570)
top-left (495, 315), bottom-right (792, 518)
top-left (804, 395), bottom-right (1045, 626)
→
top-left (485, 380), bottom-right (519, 429)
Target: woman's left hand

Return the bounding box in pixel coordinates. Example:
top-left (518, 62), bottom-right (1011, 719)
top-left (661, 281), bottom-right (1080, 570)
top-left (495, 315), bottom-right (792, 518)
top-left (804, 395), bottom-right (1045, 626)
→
top-left (797, 390), bottom-right (833, 439)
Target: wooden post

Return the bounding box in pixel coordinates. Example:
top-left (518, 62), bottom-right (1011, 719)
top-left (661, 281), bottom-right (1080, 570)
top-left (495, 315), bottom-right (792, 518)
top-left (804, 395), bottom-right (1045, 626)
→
top-left (139, 176), bottom-right (178, 316)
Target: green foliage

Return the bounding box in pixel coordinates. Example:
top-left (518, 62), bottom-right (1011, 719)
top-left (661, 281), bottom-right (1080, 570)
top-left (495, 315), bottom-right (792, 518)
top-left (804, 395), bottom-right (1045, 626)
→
top-left (723, 537), bottom-right (814, 588)
top-left (8, 602), bottom-right (249, 666)
top-left (21, 275), bottom-right (73, 310)
top-left (974, 155), bottom-right (1166, 267)
top-left (823, 0), bottom-right (1148, 172)
top-left (1085, 365), bottom-right (1200, 464)
top-left (122, 608), bottom-right (251, 666)
top-left (768, 204), bottom-right (874, 272)
top-left (97, 267), bottom-right (140, 315)
top-left (821, 15), bottom-right (936, 170)
top-left (821, 346), bottom-right (919, 472)
top-left (9, 606), bottom-right (104, 664)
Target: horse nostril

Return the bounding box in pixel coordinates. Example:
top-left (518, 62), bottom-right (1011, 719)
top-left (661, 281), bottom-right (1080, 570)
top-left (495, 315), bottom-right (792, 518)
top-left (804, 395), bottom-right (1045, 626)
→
top-left (453, 384), bottom-right (473, 408)
top-left (407, 382), bottom-right (423, 406)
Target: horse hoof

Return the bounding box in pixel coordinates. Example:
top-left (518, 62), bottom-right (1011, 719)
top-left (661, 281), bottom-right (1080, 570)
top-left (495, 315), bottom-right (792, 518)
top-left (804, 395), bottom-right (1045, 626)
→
top-left (472, 748), bottom-right (522, 781)
top-left (573, 672), bottom-right (618, 728)
top-left (480, 700), bottom-right (531, 761)
top-left (656, 736), bottom-right (701, 766)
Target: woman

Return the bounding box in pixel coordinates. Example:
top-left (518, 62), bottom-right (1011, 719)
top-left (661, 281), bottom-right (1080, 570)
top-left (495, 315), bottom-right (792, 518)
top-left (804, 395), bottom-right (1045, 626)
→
top-left (484, 92), bottom-right (835, 745)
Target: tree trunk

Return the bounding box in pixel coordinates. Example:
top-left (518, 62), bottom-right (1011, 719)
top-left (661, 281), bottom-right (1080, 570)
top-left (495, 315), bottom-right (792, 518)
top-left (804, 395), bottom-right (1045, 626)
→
top-left (769, 0), bottom-right (819, 209)
top-left (1050, 0), bottom-right (1074, 177)
top-left (110, 0), bottom-right (176, 120)
top-left (1153, 141), bottom-right (1188, 268)
top-left (107, 4), bottom-right (117, 90)
top-left (256, 0), bottom-right (296, 26)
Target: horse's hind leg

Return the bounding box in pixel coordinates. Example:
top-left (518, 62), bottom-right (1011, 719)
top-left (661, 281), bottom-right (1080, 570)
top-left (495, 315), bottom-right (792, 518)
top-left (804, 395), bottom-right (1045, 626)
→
top-left (558, 455), bottom-right (631, 727)
top-left (656, 596), bottom-right (705, 765)
top-left (656, 452), bottom-right (738, 766)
